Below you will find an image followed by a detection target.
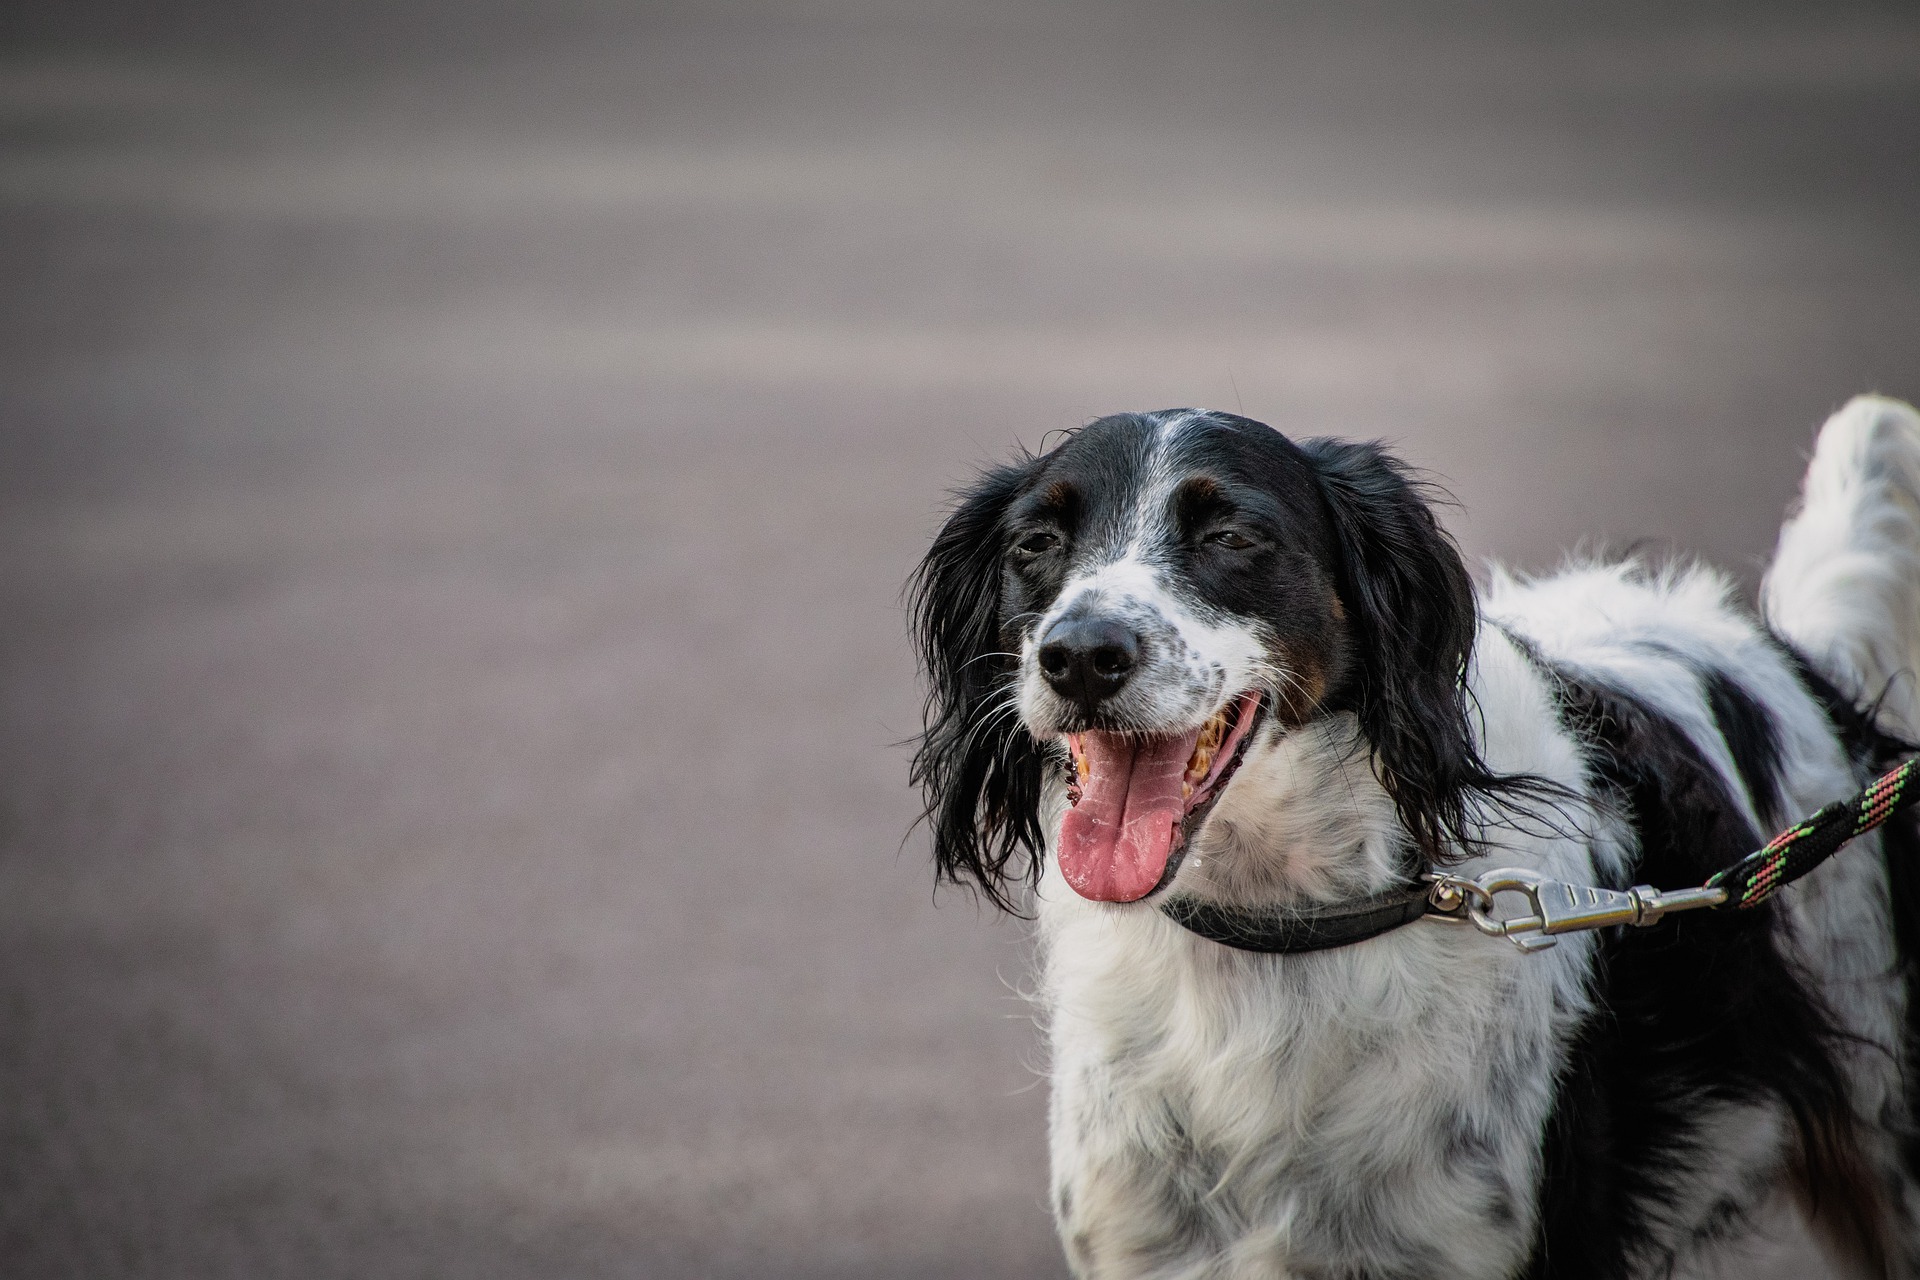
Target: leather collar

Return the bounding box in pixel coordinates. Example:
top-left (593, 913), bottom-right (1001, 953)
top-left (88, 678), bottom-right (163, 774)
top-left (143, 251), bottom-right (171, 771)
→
top-left (1158, 881), bottom-right (1434, 953)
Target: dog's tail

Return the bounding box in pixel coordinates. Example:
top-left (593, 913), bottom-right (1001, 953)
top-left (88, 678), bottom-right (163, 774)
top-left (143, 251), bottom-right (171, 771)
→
top-left (1762, 394), bottom-right (1920, 739)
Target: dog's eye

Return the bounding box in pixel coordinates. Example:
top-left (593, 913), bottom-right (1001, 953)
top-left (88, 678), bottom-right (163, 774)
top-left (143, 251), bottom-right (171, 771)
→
top-left (1015, 530), bottom-right (1061, 557)
top-left (1209, 529), bottom-right (1256, 550)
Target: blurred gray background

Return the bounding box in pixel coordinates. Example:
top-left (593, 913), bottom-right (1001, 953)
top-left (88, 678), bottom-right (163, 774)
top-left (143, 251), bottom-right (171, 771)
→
top-left (2, 2), bottom-right (1916, 1276)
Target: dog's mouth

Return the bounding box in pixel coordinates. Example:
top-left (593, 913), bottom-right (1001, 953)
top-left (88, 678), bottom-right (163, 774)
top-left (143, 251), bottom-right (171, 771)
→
top-left (1058, 691), bottom-right (1265, 903)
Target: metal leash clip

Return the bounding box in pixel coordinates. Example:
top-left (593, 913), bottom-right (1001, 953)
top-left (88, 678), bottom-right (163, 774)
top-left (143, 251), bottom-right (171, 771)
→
top-left (1424, 868), bottom-right (1727, 952)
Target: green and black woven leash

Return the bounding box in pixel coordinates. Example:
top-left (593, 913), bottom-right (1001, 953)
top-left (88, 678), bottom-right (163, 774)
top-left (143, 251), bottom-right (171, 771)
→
top-left (1707, 757), bottom-right (1920, 909)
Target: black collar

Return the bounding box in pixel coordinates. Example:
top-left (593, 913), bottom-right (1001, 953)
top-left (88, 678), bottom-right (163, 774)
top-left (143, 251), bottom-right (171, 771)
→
top-left (1158, 881), bottom-right (1433, 953)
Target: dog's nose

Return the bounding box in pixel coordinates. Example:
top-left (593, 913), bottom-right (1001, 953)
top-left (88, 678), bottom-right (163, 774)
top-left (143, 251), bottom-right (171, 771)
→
top-left (1038, 616), bottom-right (1140, 711)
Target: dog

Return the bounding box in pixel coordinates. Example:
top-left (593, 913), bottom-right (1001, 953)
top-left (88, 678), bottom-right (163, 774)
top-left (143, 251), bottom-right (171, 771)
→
top-left (909, 396), bottom-right (1920, 1279)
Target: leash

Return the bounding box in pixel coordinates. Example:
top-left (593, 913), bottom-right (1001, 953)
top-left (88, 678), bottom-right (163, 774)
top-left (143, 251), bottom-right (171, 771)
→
top-left (1160, 757), bottom-right (1920, 955)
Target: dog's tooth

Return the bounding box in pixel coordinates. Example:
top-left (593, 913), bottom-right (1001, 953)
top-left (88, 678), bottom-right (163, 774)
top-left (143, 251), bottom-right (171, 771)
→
top-left (1077, 756), bottom-right (1090, 782)
top-left (1198, 711), bottom-right (1225, 753)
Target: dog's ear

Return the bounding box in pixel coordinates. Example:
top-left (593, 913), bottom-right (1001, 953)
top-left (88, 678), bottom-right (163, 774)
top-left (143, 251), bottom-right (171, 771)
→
top-left (1301, 438), bottom-right (1498, 863)
top-left (908, 456), bottom-right (1048, 910)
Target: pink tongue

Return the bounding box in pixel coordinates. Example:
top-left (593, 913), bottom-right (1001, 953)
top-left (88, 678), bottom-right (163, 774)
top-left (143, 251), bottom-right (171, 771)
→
top-left (1059, 728), bottom-right (1203, 902)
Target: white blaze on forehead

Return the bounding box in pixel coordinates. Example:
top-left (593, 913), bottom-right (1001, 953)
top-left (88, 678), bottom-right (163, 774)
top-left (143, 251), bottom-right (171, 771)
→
top-left (1121, 410), bottom-right (1201, 565)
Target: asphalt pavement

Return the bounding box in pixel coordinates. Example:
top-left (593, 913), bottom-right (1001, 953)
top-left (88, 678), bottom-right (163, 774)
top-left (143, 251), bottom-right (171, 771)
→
top-left (2, 2), bottom-right (1918, 1276)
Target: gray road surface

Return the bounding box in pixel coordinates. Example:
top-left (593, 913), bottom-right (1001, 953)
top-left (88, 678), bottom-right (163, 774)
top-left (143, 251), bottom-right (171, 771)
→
top-left (3, 2), bottom-right (1918, 1276)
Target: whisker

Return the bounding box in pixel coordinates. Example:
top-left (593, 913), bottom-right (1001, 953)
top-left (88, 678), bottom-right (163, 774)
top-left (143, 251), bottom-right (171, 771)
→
top-left (958, 650), bottom-right (1024, 671)
top-left (956, 688), bottom-right (1030, 755)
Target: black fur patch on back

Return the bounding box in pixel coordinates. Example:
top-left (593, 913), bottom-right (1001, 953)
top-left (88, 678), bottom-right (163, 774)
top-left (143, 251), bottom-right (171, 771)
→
top-left (1525, 664), bottom-right (1867, 1280)
top-left (1626, 640), bottom-right (1785, 827)
top-left (1700, 668), bottom-right (1785, 826)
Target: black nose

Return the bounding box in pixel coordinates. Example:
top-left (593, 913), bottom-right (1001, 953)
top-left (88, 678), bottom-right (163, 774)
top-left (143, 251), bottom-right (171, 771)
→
top-left (1038, 616), bottom-right (1140, 712)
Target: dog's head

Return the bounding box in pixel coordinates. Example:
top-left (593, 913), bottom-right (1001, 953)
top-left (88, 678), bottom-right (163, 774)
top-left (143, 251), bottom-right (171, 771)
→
top-left (911, 409), bottom-right (1501, 910)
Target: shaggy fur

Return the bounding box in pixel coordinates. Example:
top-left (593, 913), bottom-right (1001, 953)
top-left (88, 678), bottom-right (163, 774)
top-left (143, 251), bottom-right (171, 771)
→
top-left (911, 396), bottom-right (1920, 1279)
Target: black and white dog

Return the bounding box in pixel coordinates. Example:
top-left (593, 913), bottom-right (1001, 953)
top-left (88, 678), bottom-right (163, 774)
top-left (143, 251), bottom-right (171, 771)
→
top-left (910, 397), bottom-right (1920, 1279)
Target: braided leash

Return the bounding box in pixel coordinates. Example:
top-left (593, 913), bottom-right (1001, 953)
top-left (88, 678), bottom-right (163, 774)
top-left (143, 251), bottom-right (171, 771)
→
top-left (1425, 757), bottom-right (1920, 951)
top-left (1707, 756), bottom-right (1920, 909)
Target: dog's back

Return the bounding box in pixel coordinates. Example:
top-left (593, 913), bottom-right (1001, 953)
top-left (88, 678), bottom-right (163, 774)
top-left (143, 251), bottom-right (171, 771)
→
top-left (1475, 399), bottom-right (1920, 1280)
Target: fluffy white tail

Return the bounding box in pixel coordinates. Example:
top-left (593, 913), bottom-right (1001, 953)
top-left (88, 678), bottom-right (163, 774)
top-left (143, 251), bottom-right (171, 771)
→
top-left (1762, 394), bottom-right (1920, 738)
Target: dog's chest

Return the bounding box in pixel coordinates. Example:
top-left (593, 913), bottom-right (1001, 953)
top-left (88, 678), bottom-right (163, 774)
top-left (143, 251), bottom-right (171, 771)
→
top-left (1042, 911), bottom-right (1558, 1279)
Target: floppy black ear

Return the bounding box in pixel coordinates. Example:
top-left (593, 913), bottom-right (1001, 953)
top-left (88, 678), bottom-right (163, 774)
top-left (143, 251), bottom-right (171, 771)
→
top-left (908, 457), bottom-right (1048, 911)
top-left (1301, 438), bottom-right (1509, 863)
